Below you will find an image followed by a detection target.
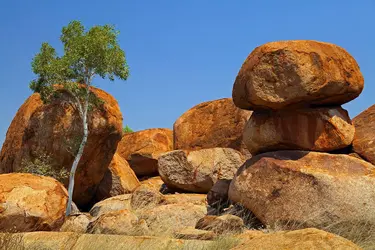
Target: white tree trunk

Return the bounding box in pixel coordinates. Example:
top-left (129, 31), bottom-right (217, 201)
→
top-left (65, 85), bottom-right (90, 216)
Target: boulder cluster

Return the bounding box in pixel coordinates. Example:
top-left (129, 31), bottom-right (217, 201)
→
top-left (229, 40), bottom-right (375, 230)
top-left (0, 40), bottom-right (373, 249)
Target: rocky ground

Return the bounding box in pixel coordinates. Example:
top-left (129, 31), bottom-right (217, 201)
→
top-left (0, 40), bottom-right (374, 249)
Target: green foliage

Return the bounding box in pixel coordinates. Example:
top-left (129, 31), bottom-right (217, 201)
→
top-left (18, 152), bottom-right (69, 183)
top-left (30, 20), bottom-right (129, 104)
top-left (123, 125), bottom-right (134, 134)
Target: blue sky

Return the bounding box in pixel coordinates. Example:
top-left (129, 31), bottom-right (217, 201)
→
top-left (0, 1), bottom-right (374, 147)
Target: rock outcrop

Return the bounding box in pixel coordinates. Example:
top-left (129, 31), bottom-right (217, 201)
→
top-left (229, 151), bottom-right (375, 229)
top-left (353, 104), bottom-right (375, 165)
top-left (0, 232), bottom-right (216, 250)
top-left (158, 148), bottom-right (245, 193)
top-left (232, 40), bottom-right (364, 110)
top-left (244, 107), bottom-right (354, 154)
top-left (117, 128), bottom-right (173, 176)
top-left (95, 153), bottom-right (139, 201)
top-left (173, 98), bottom-right (252, 156)
top-left (0, 87), bottom-right (123, 208)
top-left (0, 173), bottom-right (68, 232)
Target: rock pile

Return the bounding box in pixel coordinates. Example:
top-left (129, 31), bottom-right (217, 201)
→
top-left (233, 40), bottom-right (362, 154)
top-left (229, 40), bottom-right (375, 229)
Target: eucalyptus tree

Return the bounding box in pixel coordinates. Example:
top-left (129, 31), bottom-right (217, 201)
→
top-left (30, 20), bottom-right (129, 215)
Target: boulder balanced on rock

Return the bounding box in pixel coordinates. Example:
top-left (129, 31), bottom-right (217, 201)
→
top-left (232, 40), bottom-right (364, 110)
top-left (233, 40), bottom-right (361, 154)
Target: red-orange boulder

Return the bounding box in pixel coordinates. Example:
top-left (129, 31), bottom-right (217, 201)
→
top-left (174, 98), bottom-right (251, 157)
top-left (233, 40), bottom-right (364, 110)
top-left (353, 105), bottom-right (375, 165)
top-left (0, 173), bottom-right (68, 232)
top-left (117, 128), bottom-right (173, 176)
top-left (0, 87), bottom-right (123, 208)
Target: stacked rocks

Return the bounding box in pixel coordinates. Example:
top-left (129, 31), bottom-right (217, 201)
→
top-left (232, 40), bottom-right (364, 155)
top-left (158, 98), bottom-right (250, 194)
top-left (227, 40), bottom-right (375, 230)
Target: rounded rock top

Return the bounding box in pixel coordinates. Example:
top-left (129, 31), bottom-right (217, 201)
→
top-left (232, 40), bottom-right (364, 110)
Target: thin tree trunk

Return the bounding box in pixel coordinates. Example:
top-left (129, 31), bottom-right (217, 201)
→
top-left (65, 84), bottom-right (90, 216)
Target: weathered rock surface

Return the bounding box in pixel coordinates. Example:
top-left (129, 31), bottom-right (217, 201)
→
top-left (196, 214), bottom-right (244, 234)
top-left (163, 193), bottom-right (207, 206)
top-left (138, 204), bottom-right (207, 236)
top-left (117, 128), bottom-right (173, 176)
top-left (207, 179), bottom-right (232, 208)
top-left (232, 40), bottom-right (364, 110)
top-left (95, 153), bottom-right (139, 201)
top-left (60, 213), bottom-right (91, 233)
top-left (229, 151), bottom-right (375, 229)
top-left (130, 186), bottom-right (164, 210)
top-left (244, 107), bottom-right (354, 155)
top-left (234, 228), bottom-right (360, 250)
top-left (0, 87), bottom-right (123, 208)
top-left (87, 209), bottom-right (149, 235)
top-left (89, 194), bottom-right (132, 217)
top-left (158, 148), bottom-right (245, 193)
top-left (174, 227), bottom-right (215, 240)
top-left (139, 176), bottom-right (169, 193)
top-left (0, 173), bottom-right (68, 232)
top-left (0, 232), bottom-right (215, 250)
top-left (173, 98), bottom-right (252, 156)
top-left (353, 104), bottom-right (375, 165)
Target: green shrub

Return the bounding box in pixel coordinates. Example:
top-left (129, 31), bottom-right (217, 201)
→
top-left (18, 152), bottom-right (69, 182)
top-left (123, 125), bottom-right (134, 134)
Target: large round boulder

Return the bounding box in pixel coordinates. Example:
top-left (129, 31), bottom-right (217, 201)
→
top-left (95, 153), bottom-right (140, 202)
top-left (244, 107), bottom-right (354, 155)
top-left (0, 87), bottom-right (123, 208)
top-left (232, 40), bottom-right (364, 110)
top-left (117, 128), bottom-right (173, 176)
top-left (229, 151), bottom-right (375, 229)
top-left (173, 98), bottom-right (252, 157)
top-left (158, 148), bottom-right (245, 193)
top-left (353, 104), bottom-right (375, 165)
top-left (0, 173), bottom-right (68, 232)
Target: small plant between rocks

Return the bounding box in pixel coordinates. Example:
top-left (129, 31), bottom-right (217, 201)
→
top-left (18, 152), bottom-right (69, 183)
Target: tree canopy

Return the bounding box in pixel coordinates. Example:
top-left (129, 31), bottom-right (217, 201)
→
top-left (30, 20), bottom-right (129, 103)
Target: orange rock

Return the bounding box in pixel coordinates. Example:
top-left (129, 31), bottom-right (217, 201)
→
top-left (233, 40), bottom-right (364, 110)
top-left (233, 228), bottom-right (360, 250)
top-left (229, 151), bottom-right (375, 229)
top-left (353, 104), bottom-right (375, 165)
top-left (243, 107), bottom-right (354, 155)
top-left (158, 148), bottom-right (245, 193)
top-left (0, 173), bottom-right (68, 232)
top-left (117, 128), bottom-right (173, 176)
top-left (0, 87), bottom-right (123, 208)
top-left (173, 98), bottom-right (252, 157)
top-left (95, 153), bottom-right (140, 202)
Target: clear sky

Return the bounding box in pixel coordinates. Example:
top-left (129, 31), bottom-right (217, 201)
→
top-left (0, 1), bottom-right (374, 147)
